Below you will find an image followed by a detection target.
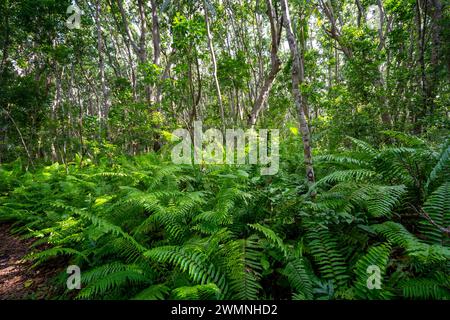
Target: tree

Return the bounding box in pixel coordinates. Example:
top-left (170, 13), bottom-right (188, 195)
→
top-left (281, 0), bottom-right (315, 184)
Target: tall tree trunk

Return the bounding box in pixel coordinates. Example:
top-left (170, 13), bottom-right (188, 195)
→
top-left (280, 0), bottom-right (315, 184)
top-left (150, 0), bottom-right (161, 105)
top-left (150, 0), bottom-right (161, 67)
top-left (355, 0), bottom-right (365, 27)
top-left (247, 0), bottom-right (282, 127)
top-left (116, 0), bottom-right (149, 103)
top-left (156, 49), bottom-right (176, 105)
top-left (415, 0), bottom-right (430, 132)
top-left (96, 0), bottom-right (110, 137)
top-left (377, 0), bottom-right (392, 127)
top-left (319, 0), bottom-right (353, 59)
top-left (0, 0), bottom-right (10, 79)
top-left (429, 0), bottom-right (443, 115)
top-left (203, 0), bottom-right (225, 130)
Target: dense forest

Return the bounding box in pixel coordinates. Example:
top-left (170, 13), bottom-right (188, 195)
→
top-left (0, 0), bottom-right (449, 300)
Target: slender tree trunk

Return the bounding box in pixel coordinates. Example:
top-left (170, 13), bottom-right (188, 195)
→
top-left (96, 0), bottom-right (110, 137)
top-left (0, 0), bottom-right (10, 80)
top-left (203, 0), bottom-right (225, 130)
top-left (150, 0), bottom-right (162, 106)
top-left (117, 0), bottom-right (149, 103)
top-left (355, 0), bottom-right (365, 27)
top-left (3, 109), bottom-right (34, 168)
top-left (414, 0), bottom-right (430, 132)
top-left (151, 0), bottom-right (161, 67)
top-left (156, 49), bottom-right (176, 105)
top-left (280, 0), bottom-right (315, 184)
top-left (319, 0), bottom-right (353, 59)
top-left (248, 0), bottom-right (282, 127)
top-left (429, 0), bottom-right (443, 115)
top-left (377, 0), bottom-right (392, 127)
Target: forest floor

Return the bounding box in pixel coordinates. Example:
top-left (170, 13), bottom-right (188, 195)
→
top-left (0, 224), bottom-right (63, 300)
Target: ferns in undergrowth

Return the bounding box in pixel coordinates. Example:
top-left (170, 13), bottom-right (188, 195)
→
top-left (400, 276), bottom-right (450, 300)
top-left (304, 226), bottom-right (350, 292)
top-left (0, 134), bottom-right (448, 300)
top-left (420, 182), bottom-right (450, 246)
top-left (133, 284), bottom-right (170, 300)
top-left (283, 256), bottom-right (314, 300)
top-left (78, 262), bottom-right (153, 299)
top-left (372, 221), bottom-right (450, 267)
top-left (353, 243), bottom-right (393, 299)
top-left (425, 140), bottom-right (450, 192)
top-left (145, 245), bottom-right (228, 297)
top-left (171, 283), bottom-right (221, 300)
top-left (221, 236), bottom-right (262, 300)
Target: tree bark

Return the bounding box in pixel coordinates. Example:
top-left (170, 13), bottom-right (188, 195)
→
top-left (247, 0), bottom-right (282, 127)
top-left (96, 0), bottom-right (110, 132)
top-left (280, 0), bottom-right (315, 184)
top-left (116, 0), bottom-right (150, 102)
top-left (319, 0), bottom-right (353, 59)
top-left (150, 0), bottom-right (161, 105)
top-left (203, 0), bottom-right (225, 130)
top-left (355, 0), bottom-right (365, 27)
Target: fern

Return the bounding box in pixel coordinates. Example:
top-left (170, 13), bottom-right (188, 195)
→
top-left (224, 236), bottom-right (262, 300)
top-left (133, 284), bottom-right (170, 300)
top-left (346, 136), bottom-right (377, 156)
top-left (420, 182), bottom-right (450, 245)
top-left (380, 130), bottom-right (427, 147)
top-left (25, 247), bottom-right (88, 267)
top-left (283, 256), bottom-right (314, 300)
top-left (400, 278), bottom-right (450, 300)
top-left (248, 223), bottom-right (288, 257)
top-left (425, 141), bottom-right (450, 191)
top-left (171, 283), bottom-right (221, 300)
top-left (78, 269), bottom-right (149, 299)
top-left (305, 227), bottom-right (349, 290)
top-left (144, 246), bottom-right (228, 297)
top-left (316, 169), bottom-right (378, 186)
top-left (372, 222), bottom-right (450, 265)
top-left (354, 243), bottom-right (393, 299)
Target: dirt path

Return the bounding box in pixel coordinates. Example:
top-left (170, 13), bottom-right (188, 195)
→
top-left (0, 224), bottom-right (62, 300)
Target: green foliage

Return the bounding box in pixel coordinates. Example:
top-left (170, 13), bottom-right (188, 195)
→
top-left (372, 221), bottom-right (450, 266)
top-left (421, 182), bottom-right (450, 246)
top-left (400, 277), bottom-right (450, 300)
top-left (0, 134), bottom-right (449, 300)
top-left (305, 226), bottom-right (349, 291)
top-left (354, 243), bottom-right (392, 299)
top-left (283, 257), bottom-right (314, 300)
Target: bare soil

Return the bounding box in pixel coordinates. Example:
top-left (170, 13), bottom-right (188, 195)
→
top-left (0, 224), bottom-right (63, 300)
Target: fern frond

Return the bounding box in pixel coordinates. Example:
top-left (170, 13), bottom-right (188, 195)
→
top-left (284, 256), bottom-right (314, 300)
top-left (380, 130), bottom-right (426, 147)
top-left (248, 223), bottom-right (288, 257)
top-left (316, 169), bottom-right (378, 186)
top-left (26, 247), bottom-right (88, 267)
top-left (171, 283), bottom-right (221, 300)
top-left (420, 182), bottom-right (450, 245)
top-left (401, 278), bottom-right (450, 300)
top-left (305, 227), bottom-right (349, 289)
top-left (78, 268), bottom-right (149, 299)
top-left (224, 237), bottom-right (262, 300)
top-left (145, 246), bottom-right (228, 296)
top-left (346, 136), bottom-right (377, 156)
top-left (315, 155), bottom-right (369, 167)
top-left (425, 141), bottom-right (450, 192)
top-left (354, 243), bottom-right (393, 299)
top-left (133, 284), bottom-right (170, 300)
top-left (372, 222), bottom-right (450, 264)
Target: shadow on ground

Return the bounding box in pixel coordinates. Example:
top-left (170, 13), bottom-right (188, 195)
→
top-left (0, 224), bottom-right (64, 300)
